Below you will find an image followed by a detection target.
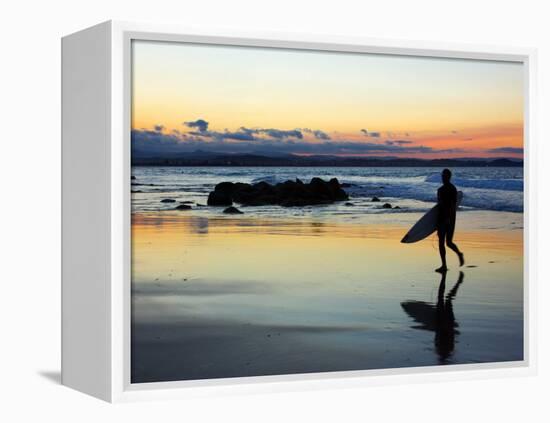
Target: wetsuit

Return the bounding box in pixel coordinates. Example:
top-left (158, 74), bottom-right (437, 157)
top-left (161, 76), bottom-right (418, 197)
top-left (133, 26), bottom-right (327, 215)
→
top-left (437, 182), bottom-right (457, 240)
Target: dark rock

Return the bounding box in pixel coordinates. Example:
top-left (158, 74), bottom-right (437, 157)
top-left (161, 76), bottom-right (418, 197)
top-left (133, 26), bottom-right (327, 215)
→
top-left (214, 181), bottom-right (236, 195)
top-left (161, 198), bottom-right (176, 203)
top-left (207, 190), bottom-right (233, 206)
top-left (345, 202), bottom-right (354, 206)
top-left (131, 190), bottom-right (142, 193)
top-left (372, 196), bottom-right (380, 202)
top-left (175, 204), bottom-right (192, 210)
top-left (223, 206), bottom-right (243, 214)
top-left (179, 201), bottom-right (194, 204)
top-left (207, 177), bottom-right (349, 208)
top-left (393, 205), bottom-right (401, 209)
top-left (328, 178), bottom-right (349, 200)
top-left (382, 203), bottom-right (392, 209)
top-left (309, 177), bottom-right (331, 197)
top-left (341, 183), bottom-right (354, 188)
top-left (131, 175), bottom-right (136, 180)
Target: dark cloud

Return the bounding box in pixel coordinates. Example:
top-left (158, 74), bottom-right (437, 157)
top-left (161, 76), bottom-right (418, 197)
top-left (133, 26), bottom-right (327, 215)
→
top-left (258, 128), bottom-right (303, 139)
top-left (302, 128), bottom-right (331, 140)
top-left (385, 140), bottom-right (413, 146)
top-left (487, 147), bottom-right (523, 154)
top-left (191, 126), bottom-right (304, 142)
top-left (132, 120), bottom-right (479, 158)
top-left (360, 129), bottom-right (381, 138)
top-left (184, 119), bottom-right (209, 133)
top-left (131, 129), bottom-right (182, 155)
top-left (132, 127), bottom-right (438, 157)
top-left (221, 129), bottom-right (256, 141)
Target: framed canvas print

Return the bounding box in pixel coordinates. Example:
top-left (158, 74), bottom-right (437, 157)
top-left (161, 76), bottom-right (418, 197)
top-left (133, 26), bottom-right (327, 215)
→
top-left (61, 21), bottom-right (537, 402)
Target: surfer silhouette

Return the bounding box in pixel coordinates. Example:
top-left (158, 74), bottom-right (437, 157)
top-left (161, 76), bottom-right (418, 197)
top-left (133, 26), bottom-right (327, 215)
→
top-left (436, 169), bottom-right (464, 273)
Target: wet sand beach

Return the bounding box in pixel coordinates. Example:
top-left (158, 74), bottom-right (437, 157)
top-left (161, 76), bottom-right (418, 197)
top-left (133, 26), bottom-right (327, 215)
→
top-left (131, 211), bottom-right (523, 383)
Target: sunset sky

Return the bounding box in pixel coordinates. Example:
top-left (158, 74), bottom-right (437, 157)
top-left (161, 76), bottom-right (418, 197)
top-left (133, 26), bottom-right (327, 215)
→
top-left (131, 40), bottom-right (524, 159)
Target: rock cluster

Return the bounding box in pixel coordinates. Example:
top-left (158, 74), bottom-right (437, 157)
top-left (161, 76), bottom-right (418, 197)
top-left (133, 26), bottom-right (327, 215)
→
top-left (207, 177), bottom-right (349, 207)
top-left (223, 206), bottom-right (243, 214)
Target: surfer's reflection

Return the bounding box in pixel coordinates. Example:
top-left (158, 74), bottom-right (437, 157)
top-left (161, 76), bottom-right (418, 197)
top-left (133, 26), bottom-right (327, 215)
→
top-left (401, 271), bottom-right (464, 363)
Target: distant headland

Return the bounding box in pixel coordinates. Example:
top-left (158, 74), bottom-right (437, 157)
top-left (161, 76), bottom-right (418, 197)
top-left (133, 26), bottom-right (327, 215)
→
top-left (132, 151), bottom-right (523, 167)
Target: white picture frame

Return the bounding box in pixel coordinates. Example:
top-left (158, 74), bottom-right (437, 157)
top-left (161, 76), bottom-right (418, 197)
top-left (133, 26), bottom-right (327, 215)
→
top-left (61, 20), bottom-right (537, 403)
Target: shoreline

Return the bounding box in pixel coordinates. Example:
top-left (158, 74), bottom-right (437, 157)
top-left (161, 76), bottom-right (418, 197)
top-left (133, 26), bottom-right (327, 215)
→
top-left (131, 208), bottom-right (524, 235)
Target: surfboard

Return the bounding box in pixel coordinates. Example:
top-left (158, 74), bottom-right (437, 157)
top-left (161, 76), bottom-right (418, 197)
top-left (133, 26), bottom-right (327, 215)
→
top-left (401, 191), bottom-right (463, 244)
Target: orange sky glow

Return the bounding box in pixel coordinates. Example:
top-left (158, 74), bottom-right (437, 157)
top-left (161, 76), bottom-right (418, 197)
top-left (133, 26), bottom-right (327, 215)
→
top-left (131, 40), bottom-right (524, 159)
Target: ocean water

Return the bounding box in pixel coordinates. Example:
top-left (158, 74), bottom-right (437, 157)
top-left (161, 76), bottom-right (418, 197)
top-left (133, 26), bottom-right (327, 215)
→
top-left (131, 166), bottom-right (523, 217)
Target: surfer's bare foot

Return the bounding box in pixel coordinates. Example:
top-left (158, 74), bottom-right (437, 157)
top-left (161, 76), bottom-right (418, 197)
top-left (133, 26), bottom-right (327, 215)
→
top-left (435, 266), bottom-right (448, 273)
top-left (458, 253), bottom-right (465, 267)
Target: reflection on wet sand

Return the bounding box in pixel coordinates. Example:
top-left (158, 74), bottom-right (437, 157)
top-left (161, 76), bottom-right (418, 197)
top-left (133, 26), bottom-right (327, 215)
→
top-left (401, 271), bottom-right (464, 363)
top-left (131, 213), bottom-right (523, 383)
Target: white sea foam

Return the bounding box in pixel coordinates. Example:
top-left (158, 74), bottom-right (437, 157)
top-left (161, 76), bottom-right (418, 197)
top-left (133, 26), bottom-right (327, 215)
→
top-left (131, 166), bottom-right (524, 214)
